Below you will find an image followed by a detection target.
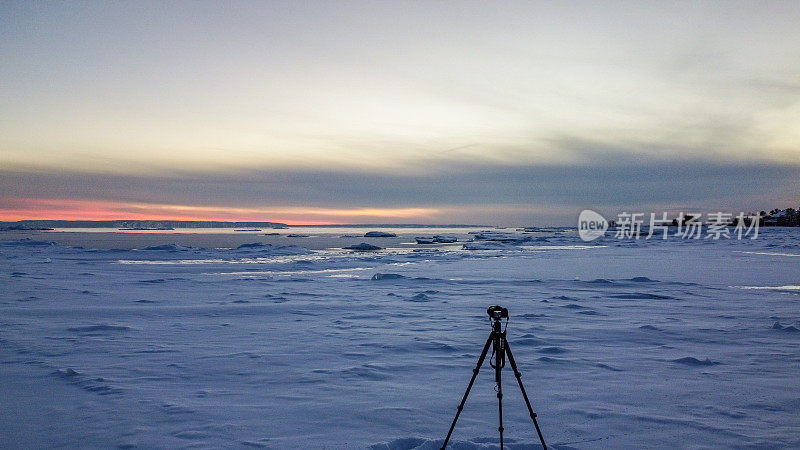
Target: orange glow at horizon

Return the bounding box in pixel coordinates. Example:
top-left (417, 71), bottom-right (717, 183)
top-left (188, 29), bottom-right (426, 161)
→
top-left (0, 198), bottom-right (438, 224)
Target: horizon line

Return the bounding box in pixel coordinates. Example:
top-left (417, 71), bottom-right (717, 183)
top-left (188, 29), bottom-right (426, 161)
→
top-left (0, 218), bottom-right (497, 227)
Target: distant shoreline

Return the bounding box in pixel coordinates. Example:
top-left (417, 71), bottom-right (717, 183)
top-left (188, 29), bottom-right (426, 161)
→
top-left (0, 225), bottom-right (499, 250)
top-left (0, 220), bottom-right (490, 230)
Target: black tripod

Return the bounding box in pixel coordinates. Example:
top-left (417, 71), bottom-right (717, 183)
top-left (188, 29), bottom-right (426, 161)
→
top-left (441, 306), bottom-right (547, 450)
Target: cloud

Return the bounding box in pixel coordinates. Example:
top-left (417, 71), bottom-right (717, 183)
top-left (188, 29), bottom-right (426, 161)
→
top-left (3, 2), bottom-right (800, 176)
top-left (2, 156), bottom-right (797, 225)
top-left (2, 2), bottom-right (799, 225)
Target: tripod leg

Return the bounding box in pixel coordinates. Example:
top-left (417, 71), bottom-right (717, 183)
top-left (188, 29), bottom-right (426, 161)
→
top-left (504, 338), bottom-right (547, 449)
top-left (496, 339), bottom-right (504, 450)
top-left (441, 333), bottom-right (493, 450)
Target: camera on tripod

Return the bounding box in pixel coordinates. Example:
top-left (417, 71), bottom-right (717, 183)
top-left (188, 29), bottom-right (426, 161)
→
top-left (487, 305), bottom-right (508, 320)
top-left (443, 305), bottom-right (547, 450)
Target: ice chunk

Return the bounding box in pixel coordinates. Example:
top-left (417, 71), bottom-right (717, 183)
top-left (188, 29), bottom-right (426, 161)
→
top-left (345, 242), bottom-right (383, 251)
top-left (471, 230), bottom-right (532, 243)
top-left (629, 276), bottom-right (657, 282)
top-left (407, 293), bottom-right (430, 302)
top-left (364, 231), bottom-right (397, 237)
top-left (771, 322), bottom-right (800, 332)
top-left (237, 242), bottom-right (271, 249)
top-left (371, 273), bottom-right (405, 280)
top-left (672, 357), bottom-right (718, 366)
top-left (236, 243), bottom-right (310, 255)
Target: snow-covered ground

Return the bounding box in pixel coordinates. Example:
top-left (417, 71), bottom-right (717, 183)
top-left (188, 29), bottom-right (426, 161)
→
top-left (1, 229), bottom-right (798, 449)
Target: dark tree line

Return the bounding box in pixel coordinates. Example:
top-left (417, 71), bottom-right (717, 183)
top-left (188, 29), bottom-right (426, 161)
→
top-left (759, 208), bottom-right (800, 226)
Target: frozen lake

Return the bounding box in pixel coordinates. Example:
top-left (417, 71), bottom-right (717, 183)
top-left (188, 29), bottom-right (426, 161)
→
top-left (1, 229), bottom-right (798, 449)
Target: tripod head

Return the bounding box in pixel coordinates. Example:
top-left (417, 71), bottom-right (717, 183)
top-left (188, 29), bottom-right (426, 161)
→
top-left (486, 305), bottom-right (508, 320)
top-left (487, 305), bottom-right (508, 321)
top-left (487, 305), bottom-right (509, 334)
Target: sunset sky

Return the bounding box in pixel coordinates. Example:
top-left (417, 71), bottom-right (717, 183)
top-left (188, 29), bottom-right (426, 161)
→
top-left (2, 1), bottom-right (799, 225)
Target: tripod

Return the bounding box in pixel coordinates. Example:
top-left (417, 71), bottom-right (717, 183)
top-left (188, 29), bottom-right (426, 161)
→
top-left (441, 306), bottom-right (547, 450)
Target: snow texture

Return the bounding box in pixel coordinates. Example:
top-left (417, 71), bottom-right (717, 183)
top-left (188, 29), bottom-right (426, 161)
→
top-left (1, 228), bottom-right (799, 449)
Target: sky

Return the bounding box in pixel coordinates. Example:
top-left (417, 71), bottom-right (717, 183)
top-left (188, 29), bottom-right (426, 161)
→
top-left (1, 1), bottom-right (799, 225)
